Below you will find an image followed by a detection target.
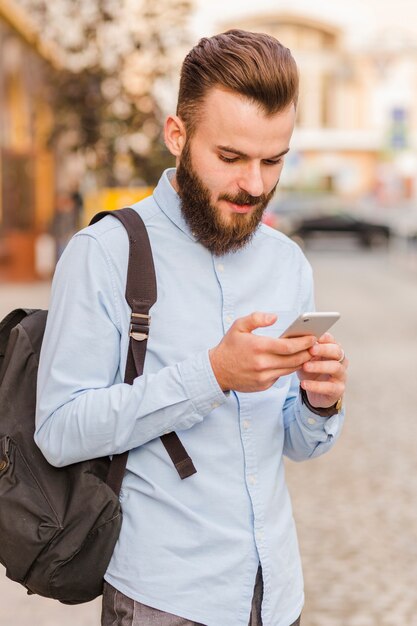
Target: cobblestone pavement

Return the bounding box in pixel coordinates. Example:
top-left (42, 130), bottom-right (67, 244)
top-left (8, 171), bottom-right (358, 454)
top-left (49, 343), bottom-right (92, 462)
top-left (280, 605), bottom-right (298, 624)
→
top-left (0, 246), bottom-right (416, 625)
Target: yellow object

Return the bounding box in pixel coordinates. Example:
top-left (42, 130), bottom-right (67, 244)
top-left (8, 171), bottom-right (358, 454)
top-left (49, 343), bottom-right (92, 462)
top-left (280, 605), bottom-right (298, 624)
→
top-left (83, 187), bottom-right (153, 226)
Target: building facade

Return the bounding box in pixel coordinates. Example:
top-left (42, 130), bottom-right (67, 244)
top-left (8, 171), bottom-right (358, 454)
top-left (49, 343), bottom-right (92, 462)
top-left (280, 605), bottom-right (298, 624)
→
top-left (221, 11), bottom-right (417, 203)
top-left (0, 0), bottom-right (58, 280)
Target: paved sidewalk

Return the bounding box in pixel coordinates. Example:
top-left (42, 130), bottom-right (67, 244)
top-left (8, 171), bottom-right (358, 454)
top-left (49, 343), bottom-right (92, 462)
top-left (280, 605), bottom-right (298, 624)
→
top-left (0, 577), bottom-right (101, 626)
top-left (288, 249), bottom-right (417, 626)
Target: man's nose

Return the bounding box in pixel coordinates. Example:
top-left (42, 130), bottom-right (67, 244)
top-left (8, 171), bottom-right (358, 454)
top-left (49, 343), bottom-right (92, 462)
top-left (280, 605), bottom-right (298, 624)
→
top-left (238, 164), bottom-right (264, 198)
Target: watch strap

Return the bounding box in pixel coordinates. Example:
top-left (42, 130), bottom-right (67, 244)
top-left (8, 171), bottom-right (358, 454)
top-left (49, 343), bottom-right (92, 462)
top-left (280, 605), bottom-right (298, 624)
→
top-left (300, 387), bottom-right (342, 418)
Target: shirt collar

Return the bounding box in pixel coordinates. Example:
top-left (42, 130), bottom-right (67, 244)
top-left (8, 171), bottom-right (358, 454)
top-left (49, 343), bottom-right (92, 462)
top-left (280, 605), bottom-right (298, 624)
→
top-left (153, 168), bottom-right (197, 241)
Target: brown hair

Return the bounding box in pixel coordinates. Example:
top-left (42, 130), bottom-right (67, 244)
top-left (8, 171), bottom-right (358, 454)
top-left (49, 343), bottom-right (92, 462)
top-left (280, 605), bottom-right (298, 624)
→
top-left (177, 29), bottom-right (299, 135)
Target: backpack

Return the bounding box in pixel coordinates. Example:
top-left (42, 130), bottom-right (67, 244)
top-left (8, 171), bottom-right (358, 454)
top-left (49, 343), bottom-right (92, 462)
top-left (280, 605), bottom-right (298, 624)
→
top-left (0, 208), bottom-right (195, 605)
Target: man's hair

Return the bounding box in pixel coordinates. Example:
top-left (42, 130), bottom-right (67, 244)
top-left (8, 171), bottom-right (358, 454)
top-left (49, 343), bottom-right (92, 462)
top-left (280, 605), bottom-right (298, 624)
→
top-left (177, 29), bottom-right (299, 136)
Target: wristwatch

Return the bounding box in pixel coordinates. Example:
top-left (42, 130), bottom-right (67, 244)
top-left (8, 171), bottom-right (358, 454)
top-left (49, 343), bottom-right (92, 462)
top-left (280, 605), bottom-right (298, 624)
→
top-left (300, 387), bottom-right (343, 418)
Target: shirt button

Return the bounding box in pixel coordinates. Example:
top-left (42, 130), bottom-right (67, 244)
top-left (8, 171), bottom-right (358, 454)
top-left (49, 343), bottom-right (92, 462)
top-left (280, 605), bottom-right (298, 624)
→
top-left (307, 417), bottom-right (316, 425)
top-left (217, 263), bottom-right (225, 272)
top-left (211, 401), bottom-right (220, 409)
top-left (248, 475), bottom-right (257, 485)
top-left (242, 419), bottom-right (250, 430)
top-left (226, 315), bottom-right (233, 324)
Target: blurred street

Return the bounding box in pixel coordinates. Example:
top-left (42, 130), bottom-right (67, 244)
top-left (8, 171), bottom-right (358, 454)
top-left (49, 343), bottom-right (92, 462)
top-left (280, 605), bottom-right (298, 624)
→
top-left (288, 246), bottom-right (417, 626)
top-left (0, 245), bottom-right (417, 625)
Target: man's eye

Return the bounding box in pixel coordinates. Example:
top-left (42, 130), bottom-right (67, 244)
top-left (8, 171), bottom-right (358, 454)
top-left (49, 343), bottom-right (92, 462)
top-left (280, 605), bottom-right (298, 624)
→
top-left (219, 155), bottom-right (238, 163)
top-left (264, 158), bottom-right (283, 166)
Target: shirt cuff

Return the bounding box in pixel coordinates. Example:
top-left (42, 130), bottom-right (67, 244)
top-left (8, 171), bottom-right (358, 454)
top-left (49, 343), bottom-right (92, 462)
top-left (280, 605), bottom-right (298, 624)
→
top-left (178, 349), bottom-right (227, 418)
top-left (298, 397), bottom-right (343, 442)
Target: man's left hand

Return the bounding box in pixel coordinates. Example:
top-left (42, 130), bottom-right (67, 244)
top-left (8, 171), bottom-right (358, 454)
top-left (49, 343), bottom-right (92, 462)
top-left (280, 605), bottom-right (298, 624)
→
top-left (297, 333), bottom-right (348, 409)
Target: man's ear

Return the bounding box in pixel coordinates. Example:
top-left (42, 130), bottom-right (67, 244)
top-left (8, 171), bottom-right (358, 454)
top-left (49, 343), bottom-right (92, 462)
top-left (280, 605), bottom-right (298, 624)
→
top-left (164, 115), bottom-right (187, 157)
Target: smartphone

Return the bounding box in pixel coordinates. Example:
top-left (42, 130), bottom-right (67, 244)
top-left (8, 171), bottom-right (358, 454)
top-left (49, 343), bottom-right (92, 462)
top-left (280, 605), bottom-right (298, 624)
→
top-left (280, 312), bottom-right (340, 338)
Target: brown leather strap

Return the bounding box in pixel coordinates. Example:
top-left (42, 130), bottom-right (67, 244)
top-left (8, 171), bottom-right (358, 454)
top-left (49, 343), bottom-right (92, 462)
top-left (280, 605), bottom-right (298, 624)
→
top-left (90, 208), bottom-right (196, 494)
top-left (160, 432), bottom-right (197, 480)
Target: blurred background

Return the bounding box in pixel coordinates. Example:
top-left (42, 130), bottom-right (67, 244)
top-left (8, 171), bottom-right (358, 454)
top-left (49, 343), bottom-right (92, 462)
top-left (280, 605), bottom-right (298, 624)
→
top-left (1, 1), bottom-right (417, 625)
top-left (1, 0), bottom-right (417, 280)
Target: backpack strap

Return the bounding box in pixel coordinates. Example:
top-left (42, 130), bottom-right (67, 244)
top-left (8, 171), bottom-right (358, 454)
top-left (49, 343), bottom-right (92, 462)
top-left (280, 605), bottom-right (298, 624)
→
top-left (0, 309), bottom-right (33, 358)
top-left (0, 310), bottom-right (32, 385)
top-left (90, 208), bottom-right (196, 492)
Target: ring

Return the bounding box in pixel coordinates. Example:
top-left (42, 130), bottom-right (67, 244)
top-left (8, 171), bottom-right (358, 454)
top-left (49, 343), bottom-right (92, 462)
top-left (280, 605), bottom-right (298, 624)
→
top-left (338, 349), bottom-right (345, 364)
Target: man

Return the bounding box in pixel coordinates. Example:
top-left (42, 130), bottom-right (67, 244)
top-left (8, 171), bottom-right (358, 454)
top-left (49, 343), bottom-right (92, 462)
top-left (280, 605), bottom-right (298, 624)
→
top-left (36, 30), bottom-right (348, 626)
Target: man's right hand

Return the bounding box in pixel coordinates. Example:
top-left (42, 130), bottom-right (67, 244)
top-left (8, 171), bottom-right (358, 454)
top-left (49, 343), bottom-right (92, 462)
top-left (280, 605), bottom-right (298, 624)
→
top-left (209, 312), bottom-right (317, 393)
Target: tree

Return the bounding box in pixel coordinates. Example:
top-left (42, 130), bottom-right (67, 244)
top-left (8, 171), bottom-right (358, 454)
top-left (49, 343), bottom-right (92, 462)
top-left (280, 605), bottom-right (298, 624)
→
top-left (15, 0), bottom-right (193, 186)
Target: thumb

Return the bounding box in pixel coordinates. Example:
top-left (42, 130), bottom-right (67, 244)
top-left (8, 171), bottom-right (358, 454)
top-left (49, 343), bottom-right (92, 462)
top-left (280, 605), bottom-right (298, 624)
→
top-left (236, 311), bottom-right (277, 333)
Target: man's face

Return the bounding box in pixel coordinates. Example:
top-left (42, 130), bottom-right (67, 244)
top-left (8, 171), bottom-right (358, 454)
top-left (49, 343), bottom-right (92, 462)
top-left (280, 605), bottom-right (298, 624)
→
top-left (173, 87), bottom-right (296, 255)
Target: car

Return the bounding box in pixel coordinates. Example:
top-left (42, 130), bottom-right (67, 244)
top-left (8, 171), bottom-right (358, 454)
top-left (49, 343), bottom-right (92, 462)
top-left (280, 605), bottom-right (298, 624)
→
top-left (289, 212), bottom-right (391, 248)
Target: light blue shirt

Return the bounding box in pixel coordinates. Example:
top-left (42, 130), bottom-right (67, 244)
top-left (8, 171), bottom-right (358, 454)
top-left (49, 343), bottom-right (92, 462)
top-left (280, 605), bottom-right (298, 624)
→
top-left (36, 169), bottom-right (343, 626)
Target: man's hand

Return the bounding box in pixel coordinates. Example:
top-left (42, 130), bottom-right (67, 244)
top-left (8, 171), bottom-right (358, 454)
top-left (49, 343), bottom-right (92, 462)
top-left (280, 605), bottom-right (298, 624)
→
top-left (209, 312), bottom-right (316, 393)
top-left (298, 332), bottom-right (348, 408)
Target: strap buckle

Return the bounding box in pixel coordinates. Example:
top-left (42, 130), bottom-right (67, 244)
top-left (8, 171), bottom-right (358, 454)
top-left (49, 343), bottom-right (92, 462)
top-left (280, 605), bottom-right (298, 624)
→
top-left (129, 313), bottom-right (151, 341)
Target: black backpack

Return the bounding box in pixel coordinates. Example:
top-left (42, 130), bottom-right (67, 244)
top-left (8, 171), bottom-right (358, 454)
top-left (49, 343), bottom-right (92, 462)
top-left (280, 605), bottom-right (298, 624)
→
top-left (0, 208), bottom-right (195, 605)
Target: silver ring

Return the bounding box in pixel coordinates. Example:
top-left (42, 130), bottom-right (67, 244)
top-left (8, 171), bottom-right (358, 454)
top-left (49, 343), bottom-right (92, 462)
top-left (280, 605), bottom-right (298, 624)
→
top-left (338, 349), bottom-right (345, 364)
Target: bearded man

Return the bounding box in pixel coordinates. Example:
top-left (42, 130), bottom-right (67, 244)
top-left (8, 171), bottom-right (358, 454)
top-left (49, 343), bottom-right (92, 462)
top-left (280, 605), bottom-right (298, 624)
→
top-left (36, 30), bottom-right (348, 626)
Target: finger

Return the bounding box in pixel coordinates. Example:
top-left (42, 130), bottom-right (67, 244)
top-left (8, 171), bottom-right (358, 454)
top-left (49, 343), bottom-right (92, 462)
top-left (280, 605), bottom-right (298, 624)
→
top-left (251, 348), bottom-right (312, 376)
top-left (270, 368), bottom-right (303, 380)
top-left (302, 359), bottom-right (347, 378)
top-left (260, 335), bottom-right (316, 355)
top-left (300, 378), bottom-right (345, 396)
top-left (235, 311), bottom-right (277, 334)
top-left (316, 332), bottom-right (336, 343)
top-left (269, 364), bottom-right (312, 381)
top-left (310, 342), bottom-right (345, 361)
top-left (267, 349), bottom-right (314, 370)
top-left (272, 335), bottom-right (317, 355)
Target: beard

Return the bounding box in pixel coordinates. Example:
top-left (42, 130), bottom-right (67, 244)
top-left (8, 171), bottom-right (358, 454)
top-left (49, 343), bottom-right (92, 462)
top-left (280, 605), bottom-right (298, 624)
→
top-left (175, 142), bottom-right (277, 256)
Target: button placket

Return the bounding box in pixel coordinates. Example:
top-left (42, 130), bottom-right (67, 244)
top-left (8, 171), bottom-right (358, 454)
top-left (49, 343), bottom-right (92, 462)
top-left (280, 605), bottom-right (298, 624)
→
top-left (215, 259), bottom-right (236, 336)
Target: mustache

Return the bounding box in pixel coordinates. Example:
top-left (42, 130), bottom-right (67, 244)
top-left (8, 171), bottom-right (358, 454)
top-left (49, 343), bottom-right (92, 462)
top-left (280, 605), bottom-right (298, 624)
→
top-left (219, 191), bottom-right (266, 206)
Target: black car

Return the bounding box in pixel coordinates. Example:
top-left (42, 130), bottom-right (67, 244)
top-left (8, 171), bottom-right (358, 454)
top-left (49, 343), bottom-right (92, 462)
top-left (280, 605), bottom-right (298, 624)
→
top-left (290, 212), bottom-right (391, 248)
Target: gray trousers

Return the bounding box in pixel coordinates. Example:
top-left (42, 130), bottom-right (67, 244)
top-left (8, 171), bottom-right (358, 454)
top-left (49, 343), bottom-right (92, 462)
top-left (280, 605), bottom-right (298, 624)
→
top-left (101, 568), bottom-right (301, 626)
